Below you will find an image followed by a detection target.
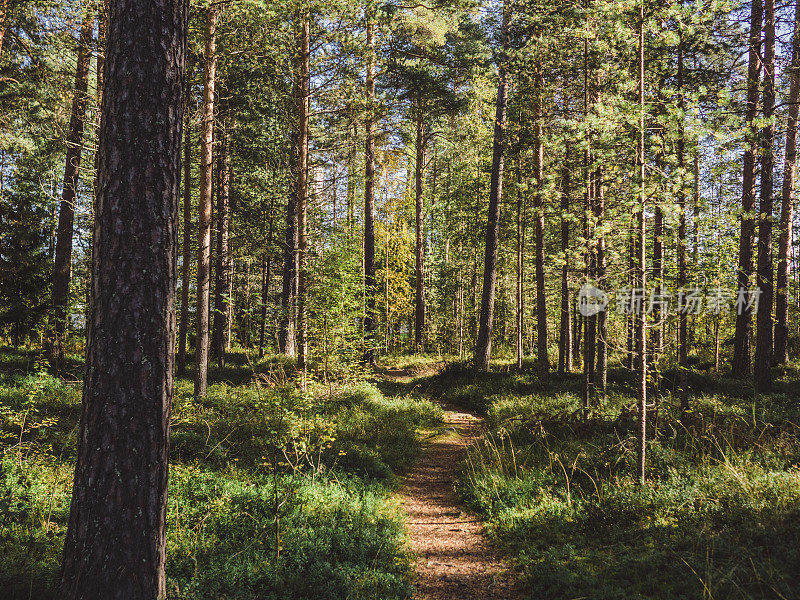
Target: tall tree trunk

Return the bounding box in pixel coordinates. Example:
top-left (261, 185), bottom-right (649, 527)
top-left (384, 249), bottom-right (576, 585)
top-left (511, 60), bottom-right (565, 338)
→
top-left (582, 176), bottom-right (596, 419)
top-left (296, 15), bottom-right (310, 386)
top-left (775, 0), bottom-right (800, 365)
top-left (625, 225), bottom-right (635, 370)
top-left (363, 9), bottom-right (377, 364)
top-left (347, 119), bottom-right (356, 236)
top-left (636, 4), bottom-right (647, 484)
top-left (50, 5), bottom-right (94, 366)
top-left (516, 156), bottom-right (525, 370)
top-left (594, 166), bottom-right (606, 400)
top-left (259, 193), bottom-right (276, 358)
top-left (677, 41), bottom-right (689, 411)
top-left (177, 84), bottom-right (192, 376)
top-left (533, 68), bottom-right (548, 374)
top-left (279, 162), bottom-right (298, 357)
top-left (474, 0), bottom-right (510, 372)
top-left (732, 0), bottom-right (763, 377)
top-left (85, 0), bottom-right (109, 335)
top-left (58, 0), bottom-right (186, 594)
top-left (194, 6), bottom-right (216, 397)
top-left (582, 46), bottom-right (595, 416)
top-left (558, 145), bottom-right (572, 373)
top-left (212, 128), bottom-right (231, 366)
top-left (754, 0), bottom-right (776, 391)
top-left (414, 102), bottom-right (426, 352)
top-left (689, 147), bottom-right (700, 353)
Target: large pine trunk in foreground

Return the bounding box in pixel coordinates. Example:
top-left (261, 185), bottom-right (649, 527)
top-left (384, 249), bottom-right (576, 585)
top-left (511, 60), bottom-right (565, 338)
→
top-left (50, 5), bottom-right (94, 365)
top-left (474, 0), bottom-right (509, 372)
top-left (774, 0), bottom-right (800, 365)
top-left (732, 0), bottom-right (763, 377)
top-left (58, 0), bottom-right (186, 595)
top-left (754, 0), bottom-right (776, 391)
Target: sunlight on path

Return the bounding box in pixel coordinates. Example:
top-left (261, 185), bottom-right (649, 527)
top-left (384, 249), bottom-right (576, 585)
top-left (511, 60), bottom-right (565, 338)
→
top-left (390, 375), bottom-right (520, 600)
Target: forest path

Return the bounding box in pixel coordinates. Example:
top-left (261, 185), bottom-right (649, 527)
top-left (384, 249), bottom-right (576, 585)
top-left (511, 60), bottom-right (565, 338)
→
top-left (379, 366), bottom-right (520, 600)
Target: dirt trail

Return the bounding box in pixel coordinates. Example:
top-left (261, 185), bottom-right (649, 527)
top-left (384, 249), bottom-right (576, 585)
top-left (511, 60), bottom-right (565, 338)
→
top-left (384, 368), bottom-right (520, 600)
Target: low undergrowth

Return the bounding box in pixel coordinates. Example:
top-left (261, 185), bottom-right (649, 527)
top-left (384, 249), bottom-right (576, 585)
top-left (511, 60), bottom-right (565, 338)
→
top-left (0, 347), bottom-right (442, 600)
top-left (439, 363), bottom-right (800, 600)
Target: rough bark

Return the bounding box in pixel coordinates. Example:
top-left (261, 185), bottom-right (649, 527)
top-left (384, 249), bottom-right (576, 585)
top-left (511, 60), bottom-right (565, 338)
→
top-left (516, 156), bottom-right (525, 370)
top-left (414, 103), bottom-right (426, 352)
top-left (279, 147), bottom-right (298, 358)
top-left (259, 193), bottom-right (276, 358)
top-left (582, 47), bottom-right (595, 416)
top-left (677, 42), bottom-right (689, 411)
top-left (296, 16), bottom-right (310, 385)
top-left (194, 6), bottom-right (217, 397)
top-left (594, 166), bottom-right (607, 400)
top-left (177, 87), bottom-right (191, 377)
top-left (533, 69), bottom-right (548, 374)
top-left (775, 0), bottom-right (800, 365)
top-left (637, 6), bottom-right (647, 484)
top-left (363, 11), bottom-right (377, 364)
top-left (212, 128), bottom-right (231, 366)
top-left (558, 145), bottom-right (572, 373)
top-left (50, 5), bottom-right (95, 365)
top-left (732, 0), bottom-right (763, 377)
top-left (57, 0), bottom-right (186, 595)
top-left (754, 0), bottom-right (776, 392)
top-left (474, 0), bottom-right (510, 372)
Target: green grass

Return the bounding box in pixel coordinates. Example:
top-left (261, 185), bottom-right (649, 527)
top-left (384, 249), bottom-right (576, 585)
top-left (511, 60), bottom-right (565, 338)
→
top-left (422, 361), bottom-right (800, 600)
top-left (0, 347), bottom-right (442, 600)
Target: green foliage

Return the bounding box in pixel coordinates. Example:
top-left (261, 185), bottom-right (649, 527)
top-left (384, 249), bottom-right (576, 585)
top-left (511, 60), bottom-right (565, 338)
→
top-left (450, 368), bottom-right (800, 600)
top-left (0, 349), bottom-right (436, 599)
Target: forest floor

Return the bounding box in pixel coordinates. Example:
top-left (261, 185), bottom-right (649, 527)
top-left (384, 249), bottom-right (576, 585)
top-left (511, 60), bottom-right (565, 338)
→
top-left (3, 347), bottom-right (800, 599)
top-left (380, 365), bottom-right (520, 600)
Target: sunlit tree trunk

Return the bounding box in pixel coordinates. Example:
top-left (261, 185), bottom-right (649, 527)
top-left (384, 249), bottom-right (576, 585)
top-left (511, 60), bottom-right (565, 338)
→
top-left (775, 0), bottom-right (800, 365)
top-left (259, 193), bottom-right (276, 358)
top-left (558, 145), bottom-right (572, 373)
top-left (194, 6), bottom-right (217, 397)
top-left (414, 101), bottom-right (426, 352)
top-left (516, 156), bottom-right (525, 370)
top-left (732, 0), bottom-right (763, 377)
top-left (363, 7), bottom-right (377, 364)
top-left (636, 3), bottom-right (647, 484)
top-left (296, 15), bottom-right (310, 386)
top-left (533, 68), bottom-right (548, 374)
top-left (754, 0), bottom-right (776, 391)
top-left (177, 83), bottom-right (192, 376)
top-left (677, 40), bottom-right (689, 411)
top-left (50, 5), bottom-right (94, 366)
top-left (212, 128), bottom-right (231, 366)
top-left (595, 166), bottom-right (607, 400)
top-left (475, 0), bottom-right (510, 372)
top-left (582, 37), bottom-right (595, 417)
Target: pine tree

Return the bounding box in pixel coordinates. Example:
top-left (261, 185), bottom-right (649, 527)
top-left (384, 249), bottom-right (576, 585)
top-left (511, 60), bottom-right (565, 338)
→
top-left (58, 0), bottom-right (186, 593)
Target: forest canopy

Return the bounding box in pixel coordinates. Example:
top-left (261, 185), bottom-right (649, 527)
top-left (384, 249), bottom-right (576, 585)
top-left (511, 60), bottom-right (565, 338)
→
top-left (1, 0), bottom-right (800, 596)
